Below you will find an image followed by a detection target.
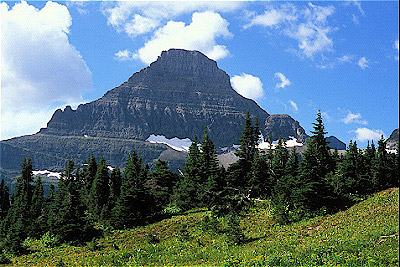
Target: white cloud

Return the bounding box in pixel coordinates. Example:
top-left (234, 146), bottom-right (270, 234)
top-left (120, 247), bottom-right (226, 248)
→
top-left (274, 72), bottom-right (291, 89)
top-left (114, 49), bottom-right (134, 61)
top-left (352, 128), bottom-right (385, 142)
top-left (1, 1), bottom-right (92, 139)
top-left (338, 55), bottom-right (353, 62)
top-left (124, 14), bottom-right (159, 38)
top-left (134, 11), bottom-right (232, 65)
top-left (357, 57), bottom-right (369, 70)
top-left (230, 73), bottom-right (264, 100)
top-left (289, 100), bottom-right (298, 112)
top-left (245, 3), bottom-right (335, 58)
top-left (341, 111), bottom-right (368, 125)
top-left (243, 6), bottom-right (297, 28)
top-left (395, 40), bottom-right (399, 61)
top-left (102, 1), bottom-right (242, 37)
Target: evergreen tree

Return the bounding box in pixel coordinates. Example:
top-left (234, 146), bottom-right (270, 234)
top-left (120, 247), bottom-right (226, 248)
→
top-left (174, 137), bottom-right (202, 210)
top-left (297, 111), bottom-right (335, 217)
top-left (200, 131), bottom-right (221, 206)
top-left (112, 151), bottom-right (153, 229)
top-left (0, 179), bottom-right (10, 221)
top-left (28, 177), bottom-right (46, 238)
top-left (48, 159), bottom-right (95, 243)
top-left (82, 155), bottom-right (97, 206)
top-left (109, 167), bottom-right (122, 207)
top-left (88, 157), bottom-right (110, 220)
top-left (371, 136), bottom-right (391, 190)
top-left (271, 138), bottom-right (289, 181)
top-left (248, 151), bottom-right (271, 198)
top-left (227, 112), bottom-right (260, 189)
top-left (146, 160), bottom-right (178, 209)
top-left (1, 157), bottom-right (34, 255)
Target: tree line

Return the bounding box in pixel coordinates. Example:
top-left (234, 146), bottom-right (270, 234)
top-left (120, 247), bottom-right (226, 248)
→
top-left (0, 112), bottom-right (398, 256)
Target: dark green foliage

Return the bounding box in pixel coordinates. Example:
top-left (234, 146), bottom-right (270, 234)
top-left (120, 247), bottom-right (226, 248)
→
top-left (28, 177), bottom-right (46, 238)
top-left (174, 137), bottom-right (202, 210)
top-left (0, 179), bottom-right (10, 220)
top-left (112, 151), bottom-right (154, 229)
top-left (88, 157), bottom-right (110, 220)
top-left (227, 112), bottom-right (260, 190)
top-left (146, 160), bottom-right (178, 209)
top-left (1, 157), bottom-right (34, 255)
top-left (248, 152), bottom-right (271, 198)
top-left (48, 159), bottom-right (96, 244)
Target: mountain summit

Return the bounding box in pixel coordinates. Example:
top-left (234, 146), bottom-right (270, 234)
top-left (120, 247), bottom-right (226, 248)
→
top-left (39, 49), bottom-right (307, 147)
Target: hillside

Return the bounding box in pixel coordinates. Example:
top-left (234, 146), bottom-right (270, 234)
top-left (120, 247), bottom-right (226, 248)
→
top-left (7, 188), bottom-right (398, 266)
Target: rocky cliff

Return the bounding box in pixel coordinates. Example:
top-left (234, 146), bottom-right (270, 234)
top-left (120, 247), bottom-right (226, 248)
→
top-left (386, 129), bottom-right (399, 150)
top-left (39, 49), bottom-right (307, 147)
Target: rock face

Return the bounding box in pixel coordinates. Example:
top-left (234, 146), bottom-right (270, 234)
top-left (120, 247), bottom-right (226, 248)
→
top-left (386, 129), bottom-right (399, 150)
top-left (39, 49), bottom-right (307, 147)
top-left (326, 136), bottom-right (346, 150)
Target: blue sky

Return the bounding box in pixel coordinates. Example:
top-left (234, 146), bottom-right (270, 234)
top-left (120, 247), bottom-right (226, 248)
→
top-left (1, 1), bottom-right (398, 148)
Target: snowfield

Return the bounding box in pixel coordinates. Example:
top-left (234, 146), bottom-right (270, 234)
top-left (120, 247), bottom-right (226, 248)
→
top-left (32, 170), bottom-right (61, 179)
top-left (146, 134), bottom-right (192, 152)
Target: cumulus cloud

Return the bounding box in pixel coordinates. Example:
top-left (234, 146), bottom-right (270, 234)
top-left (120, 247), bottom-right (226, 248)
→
top-left (274, 72), bottom-right (291, 89)
top-left (395, 40), bottom-right (399, 61)
top-left (357, 57), bottom-right (369, 70)
top-left (1, 1), bottom-right (92, 139)
top-left (352, 128), bottom-right (385, 142)
top-left (134, 11), bottom-right (232, 65)
top-left (102, 1), bottom-right (242, 37)
top-left (245, 3), bottom-right (335, 58)
top-left (230, 73), bottom-right (264, 100)
top-left (341, 111), bottom-right (368, 125)
top-left (289, 100), bottom-right (298, 112)
top-left (114, 49), bottom-right (134, 61)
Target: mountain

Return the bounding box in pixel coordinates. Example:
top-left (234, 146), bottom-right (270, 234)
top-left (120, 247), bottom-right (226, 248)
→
top-left (386, 128), bottom-right (399, 150)
top-left (1, 49), bottom-right (308, 177)
top-left (38, 49), bottom-right (307, 147)
top-left (326, 136), bottom-right (346, 150)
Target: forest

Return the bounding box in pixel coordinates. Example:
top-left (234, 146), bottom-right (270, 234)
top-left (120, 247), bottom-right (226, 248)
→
top-left (0, 112), bottom-right (398, 262)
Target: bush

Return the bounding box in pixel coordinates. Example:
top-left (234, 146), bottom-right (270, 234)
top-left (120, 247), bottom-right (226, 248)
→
top-left (0, 251), bottom-right (11, 264)
top-left (146, 233), bottom-right (160, 244)
top-left (40, 232), bottom-right (60, 248)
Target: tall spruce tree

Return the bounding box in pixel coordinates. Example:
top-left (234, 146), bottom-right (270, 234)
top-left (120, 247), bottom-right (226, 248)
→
top-left (112, 151), bottom-right (153, 229)
top-left (227, 112), bottom-right (260, 189)
top-left (28, 177), bottom-right (46, 238)
top-left (88, 157), bottom-right (110, 220)
top-left (174, 137), bottom-right (202, 210)
top-left (0, 179), bottom-right (10, 221)
top-left (1, 157), bottom-right (34, 255)
top-left (297, 111), bottom-right (335, 216)
top-left (49, 159), bottom-right (94, 244)
top-left (146, 160), bottom-right (178, 210)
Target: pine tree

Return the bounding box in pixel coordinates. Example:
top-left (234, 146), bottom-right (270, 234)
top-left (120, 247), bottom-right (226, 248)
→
top-left (248, 151), bottom-right (271, 198)
top-left (112, 151), bottom-right (153, 229)
top-left (174, 137), bottom-right (202, 210)
top-left (1, 157), bottom-right (34, 255)
top-left (82, 155), bottom-right (97, 206)
top-left (49, 159), bottom-right (95, 244)
top-left (109, 167), bottom-right (122, 207)
top-left (146, 160), bottom-right (178, 209)
top-left (88, 157), bottom-right (110, 220)
top-left (0, 179), bottom-right (10, 221)
top-left (227, 112), bottom-right (260, 189)
top-left (28, 177), bottom-right (46, 238)
top-left (271, 138), bottom-right (289, 181)
top-left (297, 111), bottom-right (335, 217)
top-left (371, 136), bottom-right (390, 190)
top-left (199, 131), bottom-right (221, 206)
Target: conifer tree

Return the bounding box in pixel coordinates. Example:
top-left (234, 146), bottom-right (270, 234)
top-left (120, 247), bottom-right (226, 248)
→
top-left (249, 151), bottom-right (271, 198)
top-left (297, 111), bottom-right (335, 216)
top-left (1, 157), bottom-right (34, 255)
top-left (109, 167), bottom-right (122, 207)
top-left (371, 136), bottom-right (390, 190)
top-left (49, 159), bottom-right (94, 243)
top-left (0, 179), bottom-right (10, 221)
top-left (174, 137), bottom-right (202, 210)
top-left (112, 151), bottom-right (153, 229)
top-left (146, 160), bottom-right (178, 209)
top-left (82, 155), bottom-right (97, 206)
top-left (271, 138), bottom-right (289, 181)
top-left (29, 177), bottom-right (46, 238)
top-left (199, 130), bottom-right (221, 206)
top-left (88, 157), bottom-right (110, 219)
top-left (227, 112), bottom-right (260, 189)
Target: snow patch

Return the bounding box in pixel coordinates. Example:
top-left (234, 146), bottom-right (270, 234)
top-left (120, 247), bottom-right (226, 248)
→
top-left (146, 134), bottom-right (192, 152)
top-left (257, 136), bottom-right (303, 150)
top-left (33, 170), bottom-right (61, 179)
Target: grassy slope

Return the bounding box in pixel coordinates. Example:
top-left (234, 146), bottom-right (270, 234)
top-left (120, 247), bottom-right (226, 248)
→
top-left (9, 188), bottom-right (398, 266)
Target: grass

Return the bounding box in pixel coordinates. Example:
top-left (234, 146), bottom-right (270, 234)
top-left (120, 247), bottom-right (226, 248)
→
top-left (6, 188), bottom-right (398, 266)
